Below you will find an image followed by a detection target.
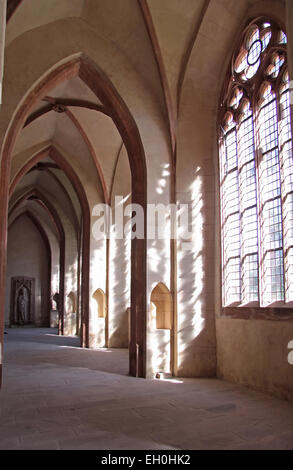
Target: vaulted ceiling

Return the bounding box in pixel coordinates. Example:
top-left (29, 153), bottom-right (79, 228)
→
top-left (6, 0), bottom-right (285, 226)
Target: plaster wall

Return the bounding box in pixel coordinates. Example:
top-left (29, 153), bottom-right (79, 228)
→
top-left (216, 318), bottom-right (293, 401)
top-left (176, 90), bottom-right (217, 377)
top-left (108, 145), bottom-right (131, 348)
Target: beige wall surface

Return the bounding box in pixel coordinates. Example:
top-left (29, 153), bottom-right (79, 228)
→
top-left (216, 318), bottom-right (293, 401)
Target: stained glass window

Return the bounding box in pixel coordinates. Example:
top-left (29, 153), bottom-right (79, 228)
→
top-left (219, 19), bottom-right (292, 308)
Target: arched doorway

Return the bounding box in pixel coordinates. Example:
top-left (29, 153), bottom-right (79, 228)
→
top-left (7, 211), bottom-right (52, 329)
top-left (9, 146), bottom-right (89, 344)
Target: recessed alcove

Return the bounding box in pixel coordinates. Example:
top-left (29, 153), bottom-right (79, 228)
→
top-left (92, 289), bottom-right (106, 318)
top-left (150, 282), bottom-right (172, 330)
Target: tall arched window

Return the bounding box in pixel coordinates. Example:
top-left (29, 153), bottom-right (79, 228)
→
top-left (219, 18), bottom-right (292, 308)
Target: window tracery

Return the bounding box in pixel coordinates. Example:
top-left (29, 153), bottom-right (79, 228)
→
top-left (219, 18), bottom-right (292, 308)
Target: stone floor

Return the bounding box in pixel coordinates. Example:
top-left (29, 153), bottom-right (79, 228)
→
top-left (0, 328), bottom-right (293, 450)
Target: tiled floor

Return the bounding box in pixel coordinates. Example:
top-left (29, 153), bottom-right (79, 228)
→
top-left (1, 328), bottom-right (293, 450)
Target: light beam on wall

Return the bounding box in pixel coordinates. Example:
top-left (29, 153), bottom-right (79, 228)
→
top-left (177, 169), bottom-right (205, 366)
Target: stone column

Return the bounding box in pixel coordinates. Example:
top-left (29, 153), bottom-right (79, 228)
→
top-left (0, 0), bottom-right (6, 388)
top-left (0, 1), bottom-right (6, 105)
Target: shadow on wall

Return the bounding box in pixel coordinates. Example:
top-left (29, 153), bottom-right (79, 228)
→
top-left (4, 328), bottom-right (129, 376)
top-left (109, 230), bottom-right (131, 349)
top-left (176, 173), bottom-right (217, 377)
top-left (64, 291), bottom-right (77, 336)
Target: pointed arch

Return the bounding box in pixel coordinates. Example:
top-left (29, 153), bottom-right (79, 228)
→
top-left (92, 288), bottom-right (106, 319)
top-left (0, 54), bottom-right (147, 377)
top-left (8, 209), bottom-right (52, 326)
top-left (6, 0), bottom-right (24, 23)
top-left (8, 186), bottom-right (65, 335)
top-left (8, 145), bottom-right (90, 343)
top-left (150, 282), bottom-right (172, 330)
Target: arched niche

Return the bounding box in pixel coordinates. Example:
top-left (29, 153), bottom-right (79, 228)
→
top-left (150, 283), bottom-right (172, 330)
top-left (92, 289), bottom-right (106, 318)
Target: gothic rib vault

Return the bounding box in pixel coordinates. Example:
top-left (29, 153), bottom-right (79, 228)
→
top-left (0, 0), bottom-right (293, 406)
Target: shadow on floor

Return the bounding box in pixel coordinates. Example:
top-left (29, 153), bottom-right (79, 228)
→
top-left (5, 327), bottom-right (79, 347)
top-left (4, 328), bottom-right (129, 376)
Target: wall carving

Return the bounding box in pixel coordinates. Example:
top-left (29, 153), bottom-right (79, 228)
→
top-left (10, 277), bottom-right (35, 326)
top-left (67, 291), bottom-right (76, 313)
top-left (52, 292), bottom-right (60, 311)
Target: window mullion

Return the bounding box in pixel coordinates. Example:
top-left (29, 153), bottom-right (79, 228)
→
top-left (238, 109), bottom-right (259, 304)
top-left (257, 92), bottom-right (284, 305)
top-left (220, 126), bottom-right (241, 306)
top-left (279, 80), bottom-right (293, 302)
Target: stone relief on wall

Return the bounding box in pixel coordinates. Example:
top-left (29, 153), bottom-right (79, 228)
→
top-left (17, 287), bottom-right (29, 324)
top-left (66, 292), bottom-right (76, 313)
top-left (10, 277), bottom-right (35, 326)
top-left (52, 292), bottom-right (60, 311)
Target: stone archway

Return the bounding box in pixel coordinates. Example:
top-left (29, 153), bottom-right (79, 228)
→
top-left (8, 209), bottom-right (52, 328)
top-left (9, 185), bottom-right (65, 336)
top-left (0, 54), bottom-right (147, 382)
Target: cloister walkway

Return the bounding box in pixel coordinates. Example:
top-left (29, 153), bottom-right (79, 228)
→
top-left (0, 328), bottom-right (293, 450)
